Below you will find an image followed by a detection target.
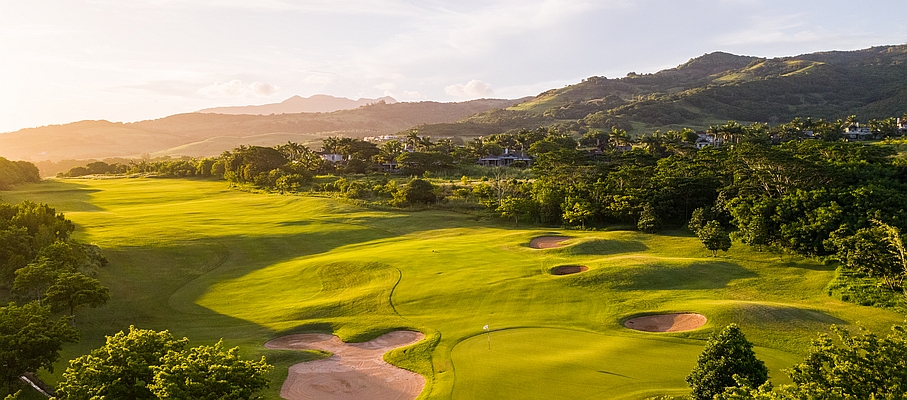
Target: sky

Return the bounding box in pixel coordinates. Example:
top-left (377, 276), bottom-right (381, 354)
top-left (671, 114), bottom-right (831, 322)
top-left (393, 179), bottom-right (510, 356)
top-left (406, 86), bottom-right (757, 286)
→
top-left (1, 0), bottom-right (905, 133)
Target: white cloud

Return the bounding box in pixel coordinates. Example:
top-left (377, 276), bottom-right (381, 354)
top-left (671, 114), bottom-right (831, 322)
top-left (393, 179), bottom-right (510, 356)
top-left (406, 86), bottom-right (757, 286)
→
top-left (196, 80), bottom-right (280, 98)
top-left (375, 82), bottom-right (397, 91)
top-left (444, 80), bottom-right (494, 98)
top-left (402, 90), bottom-right (422, 99)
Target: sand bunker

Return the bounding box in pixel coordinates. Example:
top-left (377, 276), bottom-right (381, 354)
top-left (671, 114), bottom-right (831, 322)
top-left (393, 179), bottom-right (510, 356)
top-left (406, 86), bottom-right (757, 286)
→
top-left (265, 331), bottom-right (425, 400)
top-left (530, 236), bottom-right (571, 249)
top-left (551, 265), bottom-right (588, 275)
top-left (623, 313), bottom-right (707, 332)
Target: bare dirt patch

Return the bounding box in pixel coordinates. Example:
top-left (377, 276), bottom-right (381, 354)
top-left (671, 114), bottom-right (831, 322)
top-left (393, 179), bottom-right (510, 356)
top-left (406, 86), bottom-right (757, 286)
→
top-left (265, 330), bottom-right (425, 400)
top-left (623, 313), bottom-right (707, 332)
top-left (550, 265), bottom-right (588, 275)
top-left (530, 236), bottom-right (571, 249)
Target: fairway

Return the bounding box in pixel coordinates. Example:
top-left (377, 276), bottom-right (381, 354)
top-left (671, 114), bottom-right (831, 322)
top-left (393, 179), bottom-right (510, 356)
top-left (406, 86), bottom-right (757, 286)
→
top-left (3, 177), bottom-right (904, 399)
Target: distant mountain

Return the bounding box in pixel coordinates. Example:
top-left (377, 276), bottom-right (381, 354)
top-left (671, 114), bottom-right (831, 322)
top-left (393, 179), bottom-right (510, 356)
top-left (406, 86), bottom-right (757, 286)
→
top-left (417, 44), bottom-right (907, 137)
top-left (0, 98), bottom-right (523, 164)
top-left (198, 94), bottom-right (398, 115)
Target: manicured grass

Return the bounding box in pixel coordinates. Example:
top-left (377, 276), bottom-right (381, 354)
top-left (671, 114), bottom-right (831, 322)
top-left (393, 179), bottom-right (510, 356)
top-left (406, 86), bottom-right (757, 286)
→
top-left (3, 178), bottom-right (904, 399)
top-left (449, 328), bottom-right (800, 400)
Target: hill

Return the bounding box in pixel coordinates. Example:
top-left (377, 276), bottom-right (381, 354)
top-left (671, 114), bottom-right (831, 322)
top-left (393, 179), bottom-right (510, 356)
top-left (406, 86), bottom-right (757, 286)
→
top-left (0, 98), bottom-right (522, 163)
top-left (417, 44), bottom-right (907, 137)
top-left (198, 94), bottom-right (398, 115)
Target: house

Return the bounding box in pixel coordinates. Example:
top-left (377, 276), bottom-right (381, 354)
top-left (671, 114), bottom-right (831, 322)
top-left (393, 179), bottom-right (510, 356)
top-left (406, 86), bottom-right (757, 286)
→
top-left (843, 124), bottom-right (873, 141)
top-left (377, 161), bottom-right (399, 172)
top-left (613, 144), bottom-right (633, 152)
top-left (694, 133), bottom-right (719, 149)
top-left (898, 118), bottom-right (907, 135)
top-left (476, 149), bottom-right (532, 167)
top-left (319, 153), bottom-right (344, 163)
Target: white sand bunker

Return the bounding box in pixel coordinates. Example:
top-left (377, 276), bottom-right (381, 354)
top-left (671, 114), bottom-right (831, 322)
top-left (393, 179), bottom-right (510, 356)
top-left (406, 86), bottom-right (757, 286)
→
top-left (624, 313), bottom-right (707, 332)
top-left (530, 236), bottom-right (571, 249)
top-left (265, 331), bottom-right (425, 400)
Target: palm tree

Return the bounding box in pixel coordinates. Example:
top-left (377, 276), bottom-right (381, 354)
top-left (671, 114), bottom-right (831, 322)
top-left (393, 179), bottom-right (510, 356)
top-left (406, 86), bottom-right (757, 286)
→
top-left (276, 141), bottom-right (305, 162)
top-left (379, 140), bottom-right (405, 163)
top-left (405, 130), bottom-right (421, 151)
top-left (609, 128), bottom-right (630, 148)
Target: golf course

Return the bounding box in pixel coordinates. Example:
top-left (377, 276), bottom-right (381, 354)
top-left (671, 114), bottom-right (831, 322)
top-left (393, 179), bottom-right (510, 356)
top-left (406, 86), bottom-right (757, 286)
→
top-left (3, 177), bottom-right (903, 399)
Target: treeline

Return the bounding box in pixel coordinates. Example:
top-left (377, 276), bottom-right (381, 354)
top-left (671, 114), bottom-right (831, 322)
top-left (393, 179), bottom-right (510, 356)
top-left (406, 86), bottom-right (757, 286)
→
top-left (0, 200), bottom-right (111, 395)
top-left (0, 157), bottom-right (40, 190)
top-left (0, 201), bottom-right (108, 307)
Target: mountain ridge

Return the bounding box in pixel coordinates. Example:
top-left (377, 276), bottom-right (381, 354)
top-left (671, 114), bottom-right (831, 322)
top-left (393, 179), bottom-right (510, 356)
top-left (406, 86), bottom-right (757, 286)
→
top-left (197, 94), bottom-right (398, 115)
top-left (0, 98), bottom-right (524, 162)
top-left (414, 43), bottom-right (907, 137)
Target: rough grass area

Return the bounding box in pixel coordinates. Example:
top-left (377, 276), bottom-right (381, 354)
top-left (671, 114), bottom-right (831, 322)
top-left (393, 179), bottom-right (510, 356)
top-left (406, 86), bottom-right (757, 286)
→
top-left (3, 178), bottom-right (904, 400)
top-left (826, 266), bottom-right (907, 313)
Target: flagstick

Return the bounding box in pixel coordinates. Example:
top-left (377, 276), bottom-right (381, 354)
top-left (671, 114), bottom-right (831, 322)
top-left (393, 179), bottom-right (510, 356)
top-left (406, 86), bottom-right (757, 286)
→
top-left (483, 324), bottom-right (491, 350)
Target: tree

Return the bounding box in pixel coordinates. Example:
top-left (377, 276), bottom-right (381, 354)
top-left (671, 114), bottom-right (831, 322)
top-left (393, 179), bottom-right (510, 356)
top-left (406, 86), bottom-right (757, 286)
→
top-left (44, 272), bottom-right (110, 317)
top-left (0, 227), bottom-right (33, 287)
top-left (688, 207), bottom-right (710, 233)
top-left (697, 220), bottom-right (732, 257)
top-left (497, 196), bottom-right (535, 226)
top-left (687, 323), bottom-right (768, 400)
top-left (56, 327), bottom-right (271, 400)
top-left (562, 198), bottom-right (593, 230)
top-left (148, 340), bottom-right (272, 399)
top-left (0, 302), bottom-right (78, 393)
top-left (55, 326), bottom-right (190, 399)
top-left (637, 203), bottom-right (660, 233)
top-left (12, 259), bottom-right (64, 304)
top-left (830, 223), bottom-right (906, 289)
top-left (391, 179), bottom-right (436, 207)
top-left (717, 325), bottom-right (907, 399)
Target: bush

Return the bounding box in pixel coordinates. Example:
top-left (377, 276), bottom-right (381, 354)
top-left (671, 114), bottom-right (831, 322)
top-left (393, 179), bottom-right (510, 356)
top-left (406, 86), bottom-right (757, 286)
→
top-left (687, 324), bottom-right (768, 400)
top-left (392, 179), bottom-right (437, 207)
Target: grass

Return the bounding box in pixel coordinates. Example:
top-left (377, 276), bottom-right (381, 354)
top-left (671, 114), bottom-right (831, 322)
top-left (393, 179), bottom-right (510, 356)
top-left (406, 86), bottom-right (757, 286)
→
top-left (2, 177), bottom-right (904, 399)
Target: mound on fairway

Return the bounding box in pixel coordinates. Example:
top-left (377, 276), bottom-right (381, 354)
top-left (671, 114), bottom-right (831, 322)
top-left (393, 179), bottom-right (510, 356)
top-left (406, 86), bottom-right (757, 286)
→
top-left (264, 331), bottom-right (425, 400)
top-left (624, 313), bottom-right (707, 332)
top-left (550, 265), bottom-right (588, 275)
top-left (530, 236), bottom-right (571, 249)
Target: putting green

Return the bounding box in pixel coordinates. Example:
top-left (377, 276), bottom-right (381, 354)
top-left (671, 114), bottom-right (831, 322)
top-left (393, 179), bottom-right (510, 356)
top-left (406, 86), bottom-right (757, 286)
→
top-left (450, 328), bottom-right (801, 400)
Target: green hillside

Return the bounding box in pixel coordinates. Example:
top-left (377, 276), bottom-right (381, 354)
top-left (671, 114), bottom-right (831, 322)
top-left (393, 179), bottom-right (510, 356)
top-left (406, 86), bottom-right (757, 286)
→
top-left (418, 44), bottom-right (907, 137)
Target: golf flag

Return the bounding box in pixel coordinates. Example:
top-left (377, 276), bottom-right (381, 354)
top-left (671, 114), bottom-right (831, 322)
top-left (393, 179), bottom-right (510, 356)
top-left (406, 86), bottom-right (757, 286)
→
top-left (483, 324), bottom-right (489, 330)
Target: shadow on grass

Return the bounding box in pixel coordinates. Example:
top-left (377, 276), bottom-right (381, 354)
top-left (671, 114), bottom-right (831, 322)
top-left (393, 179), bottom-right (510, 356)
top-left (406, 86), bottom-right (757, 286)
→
top-left (732, 303), bottom-right (847, 327)
top-left (569, 261), bottom-right (758, 290)
top-left (1, 180), bottom-right (105, 212)
top-left (565, 239), bottom-right (648, 255)
top-left (616, 262), bottom-right (758, 290)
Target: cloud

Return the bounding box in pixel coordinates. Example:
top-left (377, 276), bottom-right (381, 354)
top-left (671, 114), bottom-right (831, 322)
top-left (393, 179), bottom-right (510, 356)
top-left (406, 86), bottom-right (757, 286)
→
top-left (444, 80), bottom-right (494, 98)
top-left (196, 80), bottom-right (280, 98)
top-left (402, 90), bottom-right (422, 99)
top-left (375, 82), bottom-right (397, 91)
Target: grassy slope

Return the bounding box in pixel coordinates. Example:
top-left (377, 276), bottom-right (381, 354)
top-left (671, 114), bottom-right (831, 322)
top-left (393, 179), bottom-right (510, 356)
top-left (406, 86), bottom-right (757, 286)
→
top-left (2, 178), bottom-right (903, 399)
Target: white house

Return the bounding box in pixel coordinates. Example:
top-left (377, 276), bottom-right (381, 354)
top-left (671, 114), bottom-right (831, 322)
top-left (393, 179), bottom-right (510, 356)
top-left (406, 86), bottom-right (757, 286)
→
top-left (843, 123), bottom-right (873, 141)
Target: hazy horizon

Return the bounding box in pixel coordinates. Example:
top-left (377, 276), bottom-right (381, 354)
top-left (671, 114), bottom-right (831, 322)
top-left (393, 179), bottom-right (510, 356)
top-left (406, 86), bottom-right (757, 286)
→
top-left (2, 0), bottom-right (905, 133)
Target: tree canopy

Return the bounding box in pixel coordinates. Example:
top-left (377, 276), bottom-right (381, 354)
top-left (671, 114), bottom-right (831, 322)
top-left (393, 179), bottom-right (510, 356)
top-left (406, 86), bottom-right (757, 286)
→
top-left (54, 326), bottom-right (271, 400)
top-left (0, 302), bottom-right (78, 392)
top-left (687, 323), bottom-right (768, 400)
top-left (717, 325), bottom-right (907, 399)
